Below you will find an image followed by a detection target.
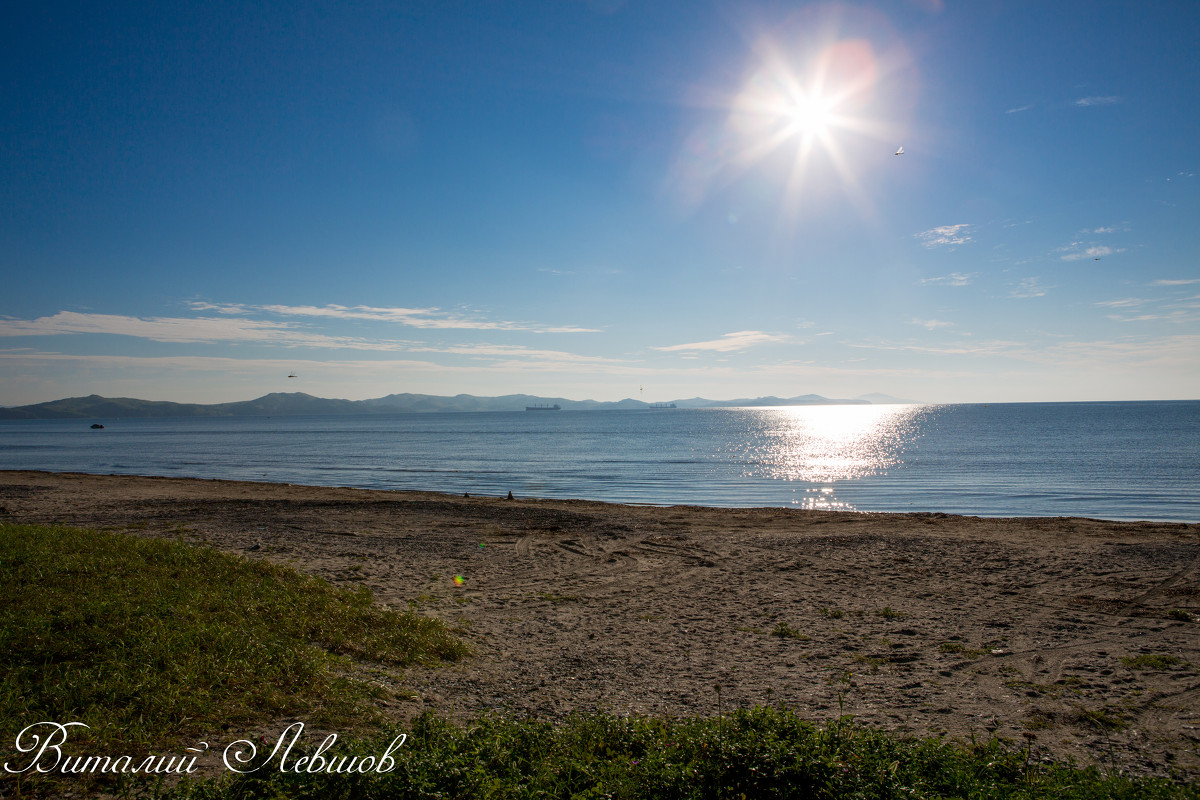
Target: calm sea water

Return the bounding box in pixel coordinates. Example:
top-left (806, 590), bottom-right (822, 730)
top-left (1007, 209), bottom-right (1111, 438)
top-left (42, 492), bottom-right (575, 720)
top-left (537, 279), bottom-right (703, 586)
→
top-left (1, 402), bottom-right (1197, 522)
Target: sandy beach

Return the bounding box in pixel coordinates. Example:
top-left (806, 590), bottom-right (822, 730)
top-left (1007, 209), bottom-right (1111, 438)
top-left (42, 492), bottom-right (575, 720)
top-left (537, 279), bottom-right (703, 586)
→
top-left (2, 469), bottom-right (1197, 779)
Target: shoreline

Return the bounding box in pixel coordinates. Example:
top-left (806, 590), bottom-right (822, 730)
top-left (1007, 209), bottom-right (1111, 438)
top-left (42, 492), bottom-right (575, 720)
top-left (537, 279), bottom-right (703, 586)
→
top-left (3, 467), bottom-right (1198, 525)
top-left (2, 469), bottom-right (1198, 778)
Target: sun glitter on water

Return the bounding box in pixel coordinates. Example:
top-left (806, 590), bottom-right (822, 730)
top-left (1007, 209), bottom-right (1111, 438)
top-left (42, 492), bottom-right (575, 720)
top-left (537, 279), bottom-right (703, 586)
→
top-left (736, 404), bottom-right (928, 511)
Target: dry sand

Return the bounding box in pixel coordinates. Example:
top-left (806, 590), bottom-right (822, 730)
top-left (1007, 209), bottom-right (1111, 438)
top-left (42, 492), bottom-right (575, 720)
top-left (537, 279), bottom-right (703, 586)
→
top-left (2, 470), bottom-right (1198, 779)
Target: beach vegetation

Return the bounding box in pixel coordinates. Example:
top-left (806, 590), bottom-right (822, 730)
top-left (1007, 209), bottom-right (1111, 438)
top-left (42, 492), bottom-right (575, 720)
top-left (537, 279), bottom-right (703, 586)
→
top-left (939, 642), bottom-right (986, 658)
top-left (0, 522), bottom-right (469, 759)
top-left (1167, 608), bottom-right (1194, 622)
top-left (1022, 708), bottom-right (1055, 731)
top-left (1070, 704), bottom-right (1129, 732)
top-left (150, 707), bottom-right (1199, 800)
top-left (4, 525), bottom-right (1198, 799)
top-left (768, 622), bottom-right (808, 640)
top-left (852, 654), bottom-right (885, 673)
top-left (1122, 653), bottom-right (1186, 670)
top-left (819, 606), bottom-right (845, 619)
top-left (878, 606), bottom-right (904, 619)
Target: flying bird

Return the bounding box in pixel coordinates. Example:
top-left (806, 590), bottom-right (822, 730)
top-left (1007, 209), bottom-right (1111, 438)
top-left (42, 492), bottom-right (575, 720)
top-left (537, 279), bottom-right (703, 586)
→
top-left (894, 146), bottom-right (904, 155)
top-left (288, 373), bottom-right (297, 378)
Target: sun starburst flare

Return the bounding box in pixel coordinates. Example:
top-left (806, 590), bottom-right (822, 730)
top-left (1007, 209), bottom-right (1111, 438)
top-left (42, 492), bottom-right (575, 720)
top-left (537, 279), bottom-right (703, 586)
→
top-left (671, 9), bottom-right (916, 222)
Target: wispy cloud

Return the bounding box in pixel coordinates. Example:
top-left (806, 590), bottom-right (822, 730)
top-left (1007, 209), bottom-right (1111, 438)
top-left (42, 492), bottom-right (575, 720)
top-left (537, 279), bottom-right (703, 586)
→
top-left (1057, 243), bottom-right (1123, 261)
top-left (406, 342), bottom-right (627, 367)
top-left (1074, 96), bottom-right (1121, 107)
top-left (0, 349), bottom-right (644, 385)
top-left (0, 311), bottom-right (309, 344)
top-left (919, 272), bottom-right (976, 286)
top-left (909, 318), bottom-right (954, 330)
top-left (0, 311), bottom-right (603, 355)
top-left (1005, 104), bottom-right (1033, 114)
top-left (1098, 288), bottom-right (1200, 324)
top-left (0, 350), bottom-right (448, 373)
top-left (190, 302), bottom-right (599, 333)
top-left (1095, 298), bottom-right (1147, 309)
top-left (653, 330), bottom-right (789, 353)
top-left (915, 224), bottom-right (972, 248)
top-left (1010, 277), bottom-right (1050, 298)
top-left (848, 333), bottom-right (1200, 371)
top-left (1152, 278), bottom-right (1200, 286)
top-left (846, 339), bottom-right (1029, 358)
top-left (1105, 311), bottom-right (1198, 324)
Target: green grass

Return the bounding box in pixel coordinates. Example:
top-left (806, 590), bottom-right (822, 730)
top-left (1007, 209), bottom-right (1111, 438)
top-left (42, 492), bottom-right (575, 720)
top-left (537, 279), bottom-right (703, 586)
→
top-left (939, 641), bottom-right (986, 658)
top-left (3, 524), bottom-right (1197, 799)
top-left (1122, 653), bottom-right (1186, 670)
top-left (768, 621), bottom-right (809, 640)
top-left (156, 707), bottom-right (1199, 800)
top-left (1071, 705), bottom-right (1129, 732)
top-left (0, 523), bottom-right (469, 756)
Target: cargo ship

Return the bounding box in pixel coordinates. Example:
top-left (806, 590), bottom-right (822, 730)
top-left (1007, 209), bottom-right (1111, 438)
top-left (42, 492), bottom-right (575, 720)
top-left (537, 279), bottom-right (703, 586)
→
top-left (525, 404), bottom-right (561, 411)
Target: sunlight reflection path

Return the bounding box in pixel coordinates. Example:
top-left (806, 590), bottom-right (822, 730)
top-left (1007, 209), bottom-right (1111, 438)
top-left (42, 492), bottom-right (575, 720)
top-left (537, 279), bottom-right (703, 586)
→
top-left (734, 405), bottom-right (927, 510)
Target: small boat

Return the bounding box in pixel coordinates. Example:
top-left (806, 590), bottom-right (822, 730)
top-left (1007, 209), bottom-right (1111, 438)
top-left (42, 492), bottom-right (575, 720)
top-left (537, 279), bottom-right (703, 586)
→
top-left (525, 404), bottom-right (561, 411)
top-left (90, 423), bottom-right (104, 429)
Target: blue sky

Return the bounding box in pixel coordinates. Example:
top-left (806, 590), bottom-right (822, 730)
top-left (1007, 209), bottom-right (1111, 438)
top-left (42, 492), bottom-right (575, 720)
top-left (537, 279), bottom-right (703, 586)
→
top-left (3, 0), bottom-right (1198, 405)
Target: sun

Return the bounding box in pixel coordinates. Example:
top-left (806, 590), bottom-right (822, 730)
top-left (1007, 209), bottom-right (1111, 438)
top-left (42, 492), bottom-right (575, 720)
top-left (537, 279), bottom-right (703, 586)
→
top-left (784, 91), bottom-right (835, 138)
top-left (669, 12), bottom-right (914, 217)
top-left (730, 39), bottom-right (877, 170)
top-left (714, 34), bottom-right (898, 215)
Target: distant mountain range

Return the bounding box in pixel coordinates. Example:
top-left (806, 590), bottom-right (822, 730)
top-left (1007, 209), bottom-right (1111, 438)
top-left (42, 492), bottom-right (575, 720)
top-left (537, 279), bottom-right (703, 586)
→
top-left (0, 391), bottom-right (918, 420)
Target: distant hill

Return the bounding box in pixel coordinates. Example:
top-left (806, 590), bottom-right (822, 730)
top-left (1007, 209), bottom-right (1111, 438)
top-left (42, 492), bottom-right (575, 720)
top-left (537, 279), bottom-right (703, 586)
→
top-left (0, 393), bottom-right (362, 420)
top-left (0, 391), bottom-right (918, 420)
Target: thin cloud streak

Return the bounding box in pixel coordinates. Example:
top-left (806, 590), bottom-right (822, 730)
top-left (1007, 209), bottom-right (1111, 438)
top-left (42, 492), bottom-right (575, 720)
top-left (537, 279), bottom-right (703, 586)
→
top-left (1074, 96), bottom-right (1121, 107)
top-left (0, 311), bottom-right (304, 344)
top-left (653, 330), bottom-right (790, 353)
top-left (1059, 244), bottom-right (1120, 261)
top-left (1095, 298), bottom-right (1147, 309)
top-left (848, 333), bottom-right (1200, 370)
top-left (1010, 277), bottom-right (1050, 298)
top-left (919, 272), bottom-right (975, 286)
top-left (0, 310), bottom-right (599, 353)
top-left (909, 318), bottom-right (954, 330)
top-left (915, 224), bottom-right (972, 248)
top-left (191, 302), bottom-right (599, 333)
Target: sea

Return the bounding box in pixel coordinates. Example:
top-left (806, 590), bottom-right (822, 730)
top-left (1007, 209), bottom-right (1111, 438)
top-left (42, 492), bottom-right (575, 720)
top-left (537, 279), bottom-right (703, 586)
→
top-left (1, 401), bottom-right (1197, 522)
